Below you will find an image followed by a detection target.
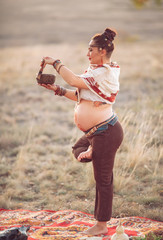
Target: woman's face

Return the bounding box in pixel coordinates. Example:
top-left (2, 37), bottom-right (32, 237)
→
top-left (87, 40), bottom-right (103, 65)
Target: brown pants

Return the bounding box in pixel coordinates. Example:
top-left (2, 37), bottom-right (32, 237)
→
top-left (72, 121), bottom-right (123, 221)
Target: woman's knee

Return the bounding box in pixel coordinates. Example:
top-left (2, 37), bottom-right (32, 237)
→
top-left (72, 135), bottom-right (90, 159)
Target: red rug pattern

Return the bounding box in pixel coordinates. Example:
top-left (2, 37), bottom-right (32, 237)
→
top-left (0, 209), bottom-right (163, 239)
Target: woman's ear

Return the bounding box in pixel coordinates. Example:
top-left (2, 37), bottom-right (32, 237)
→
top-left (101, 49), bottom-right (107, 56)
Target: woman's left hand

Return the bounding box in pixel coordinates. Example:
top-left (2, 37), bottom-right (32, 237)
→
top-left (40, 56), bottom-right (57, 68)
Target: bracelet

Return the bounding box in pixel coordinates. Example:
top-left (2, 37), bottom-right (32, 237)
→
top-left (57, 64), bottom-right (65, 74)
top-left (53, 59), bottom-right (61, 69)
top-left (54, 85), bottom-right (67, 96)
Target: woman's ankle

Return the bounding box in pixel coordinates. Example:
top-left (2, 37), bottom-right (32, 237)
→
top-left (96, 221), bottom-right (107, 228)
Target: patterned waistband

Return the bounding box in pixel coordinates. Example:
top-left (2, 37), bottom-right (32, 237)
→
top-left (85, 114), bottom-right (118, 137)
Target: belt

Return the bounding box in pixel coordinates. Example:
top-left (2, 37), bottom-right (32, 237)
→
top-left (85, 114), bottom-right (118, 137)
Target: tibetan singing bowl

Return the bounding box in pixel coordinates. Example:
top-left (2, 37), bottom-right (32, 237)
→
top-left (36, 73), bottom-right (56, 85)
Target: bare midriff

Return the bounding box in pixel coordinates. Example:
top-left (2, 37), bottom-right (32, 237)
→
top-left (74, 99), bottom-right (113, 132)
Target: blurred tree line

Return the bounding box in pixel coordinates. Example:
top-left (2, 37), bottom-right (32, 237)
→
top-left (132, 0), bottom-right (162, 8)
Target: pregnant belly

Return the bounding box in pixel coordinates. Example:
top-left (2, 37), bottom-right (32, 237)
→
top-left (74, 100), bottom-right (113, 132)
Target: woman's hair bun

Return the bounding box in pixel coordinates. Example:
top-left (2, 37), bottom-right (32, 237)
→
top-left (103, 28), bottom-right (116, 42)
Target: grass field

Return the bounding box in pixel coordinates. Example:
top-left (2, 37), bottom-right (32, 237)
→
top-left (0, 39), bottom-right (162, 222)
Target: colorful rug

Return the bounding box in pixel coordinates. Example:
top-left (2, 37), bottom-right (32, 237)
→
top-left (0, 209), bottom-right (162, 239)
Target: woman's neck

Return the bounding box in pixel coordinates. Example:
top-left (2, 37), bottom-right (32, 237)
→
top-left (103, 57), bottom-right (111, 65)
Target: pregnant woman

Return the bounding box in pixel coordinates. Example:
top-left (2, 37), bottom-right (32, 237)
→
top-left (39, 28), bottom-right (123, 236)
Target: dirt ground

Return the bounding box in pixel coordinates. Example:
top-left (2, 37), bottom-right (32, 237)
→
top-left (0, 0), bottom-right (163, 47)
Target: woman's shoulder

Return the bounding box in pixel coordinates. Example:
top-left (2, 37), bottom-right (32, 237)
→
top-left (82, 62), bottom-right (120, 79)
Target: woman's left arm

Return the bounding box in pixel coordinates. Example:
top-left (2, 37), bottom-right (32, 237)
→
top-left (41, 57), bottom-right (88, 89)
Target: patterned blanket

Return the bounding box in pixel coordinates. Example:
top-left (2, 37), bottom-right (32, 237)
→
top-left (0, 209), bottom-right (162, 239)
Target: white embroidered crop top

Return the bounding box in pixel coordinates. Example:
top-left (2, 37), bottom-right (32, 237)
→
top-left (78, 62), bottom-right (120, 104)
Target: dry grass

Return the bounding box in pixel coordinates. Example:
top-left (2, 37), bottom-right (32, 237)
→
top-left (0, 40), bottom-right (163, 221)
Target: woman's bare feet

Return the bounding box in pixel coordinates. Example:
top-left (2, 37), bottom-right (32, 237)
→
top-left (83, 222), bottom-right (108, 236)
top-left (77, 145), bottom-right (92, 162)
